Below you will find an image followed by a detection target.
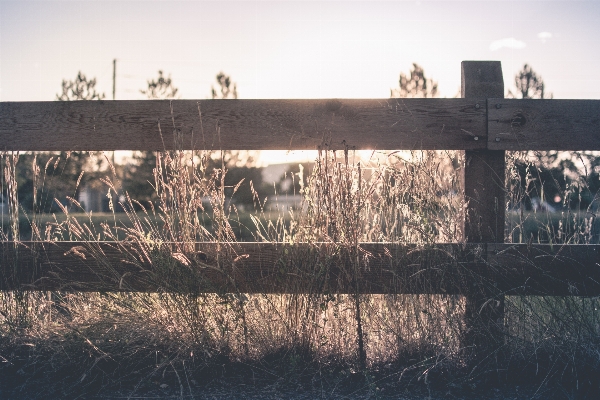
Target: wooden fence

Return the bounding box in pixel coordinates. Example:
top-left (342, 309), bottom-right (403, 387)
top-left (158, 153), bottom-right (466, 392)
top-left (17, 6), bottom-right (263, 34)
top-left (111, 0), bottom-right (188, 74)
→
top-left (2, 61), bottom-right (600, 349)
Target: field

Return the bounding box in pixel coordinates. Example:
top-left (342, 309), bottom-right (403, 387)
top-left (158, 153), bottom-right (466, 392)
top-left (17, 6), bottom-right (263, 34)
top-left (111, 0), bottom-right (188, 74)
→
top-left (1, 148), bottom-right (600, 399)
top-left (5, 209), bottom-right (594, 243)
top-left (1, 211), bottom-right (287, 242)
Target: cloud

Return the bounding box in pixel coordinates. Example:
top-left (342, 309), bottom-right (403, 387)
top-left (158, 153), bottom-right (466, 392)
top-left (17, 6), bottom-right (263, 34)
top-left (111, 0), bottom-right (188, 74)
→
top-left (538, 31), bottom-right (552, 43)
top-left (489, 38), bottom-right (526, 51)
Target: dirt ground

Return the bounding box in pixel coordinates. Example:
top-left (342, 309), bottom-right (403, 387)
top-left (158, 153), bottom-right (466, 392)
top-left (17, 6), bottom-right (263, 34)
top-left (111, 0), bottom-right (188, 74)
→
top-left (0, 367), bottom-right (577, 400)
top-left (1, 335), bottom-right (594, 399)
top-left (100, 382), bottom-right (546, 400)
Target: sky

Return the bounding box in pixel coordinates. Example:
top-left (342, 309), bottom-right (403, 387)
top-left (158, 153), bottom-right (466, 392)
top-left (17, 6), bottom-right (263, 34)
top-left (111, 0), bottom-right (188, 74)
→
top-left (1, 0), bottom-right (599, 164)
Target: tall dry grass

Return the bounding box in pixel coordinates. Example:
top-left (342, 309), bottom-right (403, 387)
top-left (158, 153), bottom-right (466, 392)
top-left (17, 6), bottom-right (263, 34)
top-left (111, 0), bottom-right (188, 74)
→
top-left (1, 124), bottom-right (600, 397)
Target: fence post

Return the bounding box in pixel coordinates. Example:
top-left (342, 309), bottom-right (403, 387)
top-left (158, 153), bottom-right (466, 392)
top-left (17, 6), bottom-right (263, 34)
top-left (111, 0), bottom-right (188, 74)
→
top-left (461, 61), bottom-right (506, 359)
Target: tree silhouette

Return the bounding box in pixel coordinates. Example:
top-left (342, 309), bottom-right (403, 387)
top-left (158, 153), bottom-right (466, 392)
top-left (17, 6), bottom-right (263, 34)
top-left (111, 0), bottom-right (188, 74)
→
top-left (506, 65), bottom-right (600, 214)
top-left (56, 71), bottom-right (105, 101)
top-left (391, 63), bottom-right (438, 98)
top-left (208, 72), bottom-right (251, 166)
top-left (37, 72), bottom-right (106, 213)
top-left (123, 71), bottom-right (180, 207)
top-left (209, 72), bottom-right (265, 206)
top-left (508, 64), bottom-right (552, 99)
top-left (140, 70), bottom-right (179, 99)
top-left (211, 72), bottom-right (238, 99)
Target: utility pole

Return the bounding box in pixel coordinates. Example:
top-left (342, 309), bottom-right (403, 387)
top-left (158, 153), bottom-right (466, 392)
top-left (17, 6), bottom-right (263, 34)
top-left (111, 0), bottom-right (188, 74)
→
top-left (112, 59), bottom-right (116, 100)
top-left (112, 59), bottom-right (117, 171)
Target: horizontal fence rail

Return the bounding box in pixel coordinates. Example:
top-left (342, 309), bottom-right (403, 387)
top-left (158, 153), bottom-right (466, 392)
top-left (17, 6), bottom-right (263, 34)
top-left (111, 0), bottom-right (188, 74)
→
top-left (488, 99), bottom-right (600, 150)
top-left (1, 98), bottom-right (599, 151)
top-left (2, 242), bottom-right (600, 296)
top-left (1, 99), bottom-right (487, 151)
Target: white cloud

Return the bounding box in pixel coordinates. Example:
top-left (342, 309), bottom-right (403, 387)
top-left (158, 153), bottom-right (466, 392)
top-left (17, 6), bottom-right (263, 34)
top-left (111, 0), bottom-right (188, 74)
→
top-left (489, 38), bottom-right (527, 51)
top-left (538, 31), bottom-right (553, 43)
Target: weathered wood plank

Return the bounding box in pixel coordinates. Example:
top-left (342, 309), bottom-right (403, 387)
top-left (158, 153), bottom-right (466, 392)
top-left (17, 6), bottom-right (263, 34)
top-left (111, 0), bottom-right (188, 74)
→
top-left (488, 99), bottom-right (600, 150)
top-left (0, 99), bottom-right (486, 151)
top-left (464, 149), bottom-right (506, 242)
top-left (0, 241), bottom-right (482, 294)
top-left (487, 243), bottom-right (600, 296)
top-left (2, 241), bottom-right (599, 296)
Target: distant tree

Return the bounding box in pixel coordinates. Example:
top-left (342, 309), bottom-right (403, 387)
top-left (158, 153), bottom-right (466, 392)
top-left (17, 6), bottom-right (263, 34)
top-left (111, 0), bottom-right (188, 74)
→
top-left (11, 73), bottom-right (106, 228)
top-left (508, 65), bottom-right (557, 209)
top-left (208, 72), bottom-right (251, 167)
top-left (506, 65), bottom-right (599, 213)
top-left (56, 71), bottom-right (105, 101)
top-left (391, 63), bottom-right (438, 98)
top-left (123, 71), bottom-right (180, 207)
top-left (125, 70), bottom-right (261, 209)
top-left (140, 70), bottom-right (179, 99)
top-left (208, 72), bottom-right (268, 207)
top-left (508, 64), bottom-right (552, 99)
top-left (211, 72), bottom-right (238, 99)
top-left (15, 72), bottom-right (108, 214)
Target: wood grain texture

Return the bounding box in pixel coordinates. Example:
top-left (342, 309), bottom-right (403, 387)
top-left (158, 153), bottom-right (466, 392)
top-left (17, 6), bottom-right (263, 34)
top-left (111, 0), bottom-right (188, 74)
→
top-left (2, 241), bottom-right (599, 296)
top-left (461, 61), bottom-right (504, 99)
top-left (487, 244), bottom-right (600, 296)
top-left (0, 99), bottom-right (486, 151)
top-left (2, 99), bottom-right (599, 152)
top-left (462, 61), bottom-right (506, 352)
top-left (462, 62), bottom-right (506, 243)
top-left (488, 99), bottom-right (600, 150)
top-left (464, 150), bottom-right (506, 242)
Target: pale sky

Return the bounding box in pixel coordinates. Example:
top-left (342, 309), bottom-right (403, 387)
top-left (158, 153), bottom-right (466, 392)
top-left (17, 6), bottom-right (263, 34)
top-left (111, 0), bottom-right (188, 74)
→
top-left (1, 0), bottom-right (599, 164)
